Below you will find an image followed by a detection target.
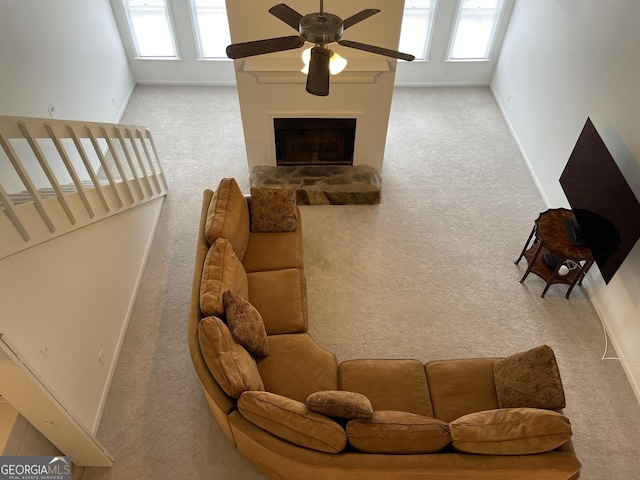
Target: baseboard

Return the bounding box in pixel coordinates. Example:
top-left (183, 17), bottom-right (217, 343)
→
top-left (394, 81), bottom-right (490, 87)
top-left (134, 80), bottom-right (237, 87)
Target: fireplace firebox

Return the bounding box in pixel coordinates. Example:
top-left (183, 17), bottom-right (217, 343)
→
top-left (274, 118), bottom-right (356, 166)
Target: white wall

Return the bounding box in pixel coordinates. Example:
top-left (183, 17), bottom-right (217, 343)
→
top-left (491, 1), bottom-right (640, 400)
top-left (0, 0), bottom-right (135, 122)
top-left (0, 198), bottom-right (163, 433)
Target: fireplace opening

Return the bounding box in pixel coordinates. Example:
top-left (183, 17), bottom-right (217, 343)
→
top-left (274, 118), bottom-right (356, 166)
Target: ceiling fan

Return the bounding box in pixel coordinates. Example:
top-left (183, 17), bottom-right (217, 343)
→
top-left (226, 1), bottom-right (415, 97)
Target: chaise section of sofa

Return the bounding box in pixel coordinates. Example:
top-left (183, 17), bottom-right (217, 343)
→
top-left (188, 178), bottom-right (582, 480)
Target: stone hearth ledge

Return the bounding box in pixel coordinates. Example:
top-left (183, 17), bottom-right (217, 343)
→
top-left (249, 166), bottom-right (382, 205)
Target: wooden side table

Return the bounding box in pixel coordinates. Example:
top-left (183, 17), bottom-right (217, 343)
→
top-left (515, 208), bottom-right (595, 299)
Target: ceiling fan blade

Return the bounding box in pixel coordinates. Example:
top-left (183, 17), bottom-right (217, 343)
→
top-left (342, 9), bottom-right (380, 29)
top-left (306, 47), bottom-right (330, 97)
top-left (226, 35), bottom-right (305, 59)
top-left (269, 3), bottom-right (304, 31)
top-left (338, 40), bottom-right (415, 62)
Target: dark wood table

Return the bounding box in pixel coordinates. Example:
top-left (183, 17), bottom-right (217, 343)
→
top-left (515, 208), bottom-right (595, 298)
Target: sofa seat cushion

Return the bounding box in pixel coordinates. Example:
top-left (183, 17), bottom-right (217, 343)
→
top-left (450, 408), bottom-right (572, 455)
top-left (306, 390), bottom-right (373, 419)
top-left (257, 334), bottom-right (339, 403)
top-left (339, 359), bottom-right (433, 417)
top-left (198, 316), bottom-right (264, 398)
top-left (223, 290), bottom-right (269, 357)
top-left (425, 358), bottom-right (500, 423)
top-left (238, 391), bottom-right (347, 454)
top-left (200, 238), bottom-right (249, 317)
top-left (494, 345), bottom-right (566, 410)
top-left (250, 186), bottom-right (298, 233)
top-left (247, 268), bottom-right (308, 335)
top-left (242, 217), bottom-right (304, 273)
top-left (205, 178), bottom-right (250, 260)
top-left (346, 411), bottom-right (451, 454)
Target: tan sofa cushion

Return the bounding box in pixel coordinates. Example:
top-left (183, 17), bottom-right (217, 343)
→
top-left (198, 316), bottom-right (264, 398)
top-left (450, 408), bottom-right (572, 455)
top-left (306, 391), bottom-right (373, 419)
top-left (238, 391), bottom-right (347, 454)
top-left (494, 345), bottom-right (566, 410)
top-left (340, 359), bottom-right (433, 417)
top-left (347, 411), bottom-right (451, 454)
top-left (250, 186), bottom-right (298, 233)
top-left (425, 357), bottom-right (500, 422)
top-left (223, 290), bottom-right (269, 357)
top-left (200, 238), bottom-right (249, 317)
top-left (247, 268), bottom-right (308, 334)
top-left (205, 178), bottom-right (250, 260)
top-left (257, 334), bottom-right (339, 403)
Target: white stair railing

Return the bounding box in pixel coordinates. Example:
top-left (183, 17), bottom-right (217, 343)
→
top-left (0, 115), bottom-right (168, 259)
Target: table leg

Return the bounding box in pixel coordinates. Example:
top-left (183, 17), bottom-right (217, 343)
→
top-left (515, 226), bottom-right (536, 264)
top-left (520, 240), bottom-right (543, 283)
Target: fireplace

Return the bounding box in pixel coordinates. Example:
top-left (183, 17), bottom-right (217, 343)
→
top-left (274, 118), bottom-right (356, 166)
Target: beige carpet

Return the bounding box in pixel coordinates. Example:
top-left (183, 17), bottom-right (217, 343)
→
top-left (77, 85), bottom-right (640, 480)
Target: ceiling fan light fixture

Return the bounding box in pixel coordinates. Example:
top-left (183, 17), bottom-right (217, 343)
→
top-left (301, 47), bottom-right (347, 75)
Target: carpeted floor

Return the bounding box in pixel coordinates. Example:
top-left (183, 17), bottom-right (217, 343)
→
top-left (77, 85), bottom-right (640, 480)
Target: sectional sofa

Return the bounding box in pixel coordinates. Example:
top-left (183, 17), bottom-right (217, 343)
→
top-left (188, 178), bottom-right (582, 479)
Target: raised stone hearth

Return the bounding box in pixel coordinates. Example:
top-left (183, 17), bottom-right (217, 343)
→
top-left (249, 165), bottom-right (381, 205)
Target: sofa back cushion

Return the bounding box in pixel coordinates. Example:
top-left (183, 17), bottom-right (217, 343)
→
top-left (205, 178), bottom-right (250, 260)
top-left (256, 334), bottom-right (339, 403)
top-left (200, 238), bottom-right (249, 317)
top-left (198, 316), bottom-right (264, 398)
top-left (346, 411), bottom-right (451, 454)
top-left (339, 359), bottom-right (434, 417)
top-left (449, 408), bottom-right (572, 455)
top-left (238, 391), bottom-right (347, 454)
top-left (425, 357), bottom-right (500, 423)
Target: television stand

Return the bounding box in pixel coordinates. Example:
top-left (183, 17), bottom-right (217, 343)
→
top-left (515, 208), bottom-right (595, 299)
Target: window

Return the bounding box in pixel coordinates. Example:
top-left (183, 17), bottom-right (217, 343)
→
top-left (122, 0), bottom-right (178, 58)
top-left (191, 0), bottom-right (232, 59)
top-left (399, 0), bottom-right (437, 61)
top-left (449, 0), bottom-right (504, 60)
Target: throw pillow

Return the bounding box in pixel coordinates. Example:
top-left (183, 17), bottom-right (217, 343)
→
top-left (205, 178), bottom-right (250, 260)
top-left (198, 316), bottom-right (264, 398)
top-left (449, 407), bottom-right (572, 455)
top-left (494, 345), bottom-right (566, 410)
top-left (200, 238), bottom-right (249, 317)
top-left (238, 391), bottom-right (347, 453)
top-left (306, 390), bottom-right (373, 419)
top-left (250, 187), bottom-right (297, 233)
top-left (222, 290), bottom-right (269, 357)
top-left (346, 411), bottom-right (451, 454)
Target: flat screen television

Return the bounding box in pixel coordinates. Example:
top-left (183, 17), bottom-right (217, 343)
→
top-left (559, 118), bottom-right (640, 284)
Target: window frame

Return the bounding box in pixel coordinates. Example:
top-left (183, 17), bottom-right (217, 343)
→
top-left (446, 0), bottom-right (505, 62)
top-left (121, 0), bottom-right (180, 60)
top-left (400, 0), bottom-right (439, 62)
top-left (189, 0), bottom-right (232, 60)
